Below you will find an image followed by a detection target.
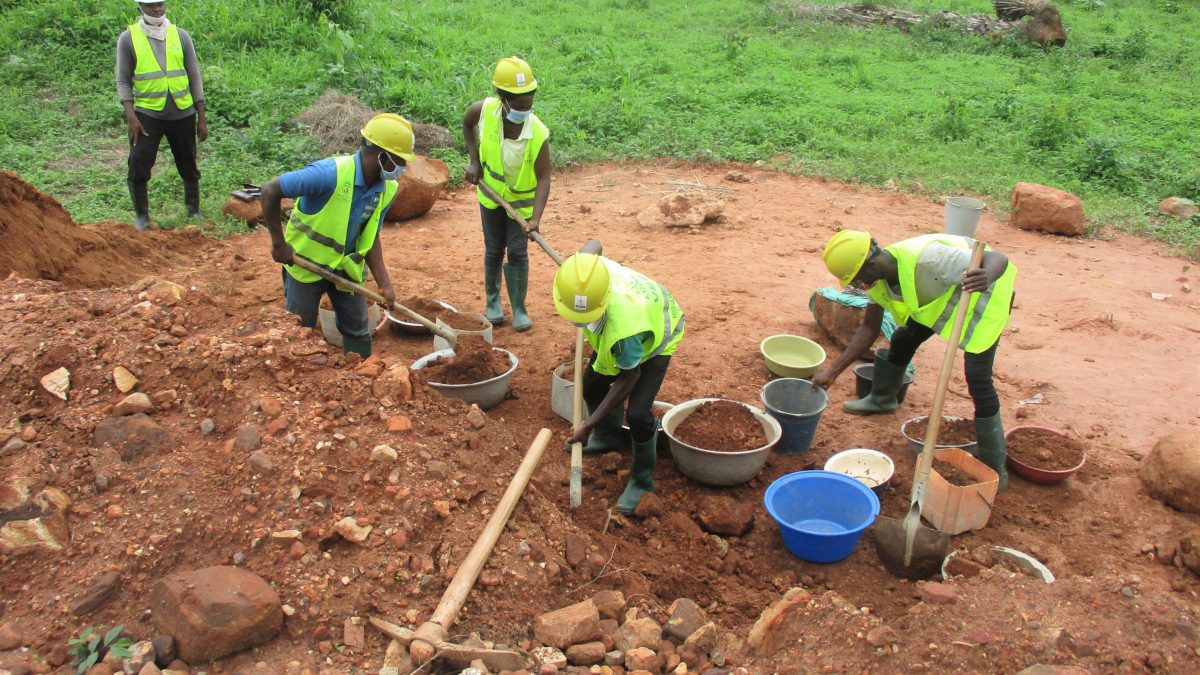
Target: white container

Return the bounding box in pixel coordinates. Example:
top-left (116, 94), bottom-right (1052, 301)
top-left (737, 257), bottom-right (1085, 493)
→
top-left (824, 448), bottom-right (895, 496)
top-left (433, 312), bottom-right (493, 351)
top-left (945, 196), bottom-right (985, 237)
top-left (318, 305), bottom-right (381, 349)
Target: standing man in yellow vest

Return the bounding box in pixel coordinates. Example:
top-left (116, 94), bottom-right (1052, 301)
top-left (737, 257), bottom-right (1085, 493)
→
top-left (259, 114), bottom-right (413, 358)
top-left (811, 231), bottom-right (1017, 489)
top-left (115, 0), bottom-right (206, 231)
top-left (555, 240), bottom-right (686, 514)
top-left (463, 56), bottom-right (552, 332)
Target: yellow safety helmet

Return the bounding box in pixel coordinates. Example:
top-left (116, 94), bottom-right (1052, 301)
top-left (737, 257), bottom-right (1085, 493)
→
top-left (553, 253), bottom-right (611, 323)
top-left (492, 56), bottom-right (538, 95)
top-left (360, 113), bottom-right (416, 162)
top-left (822, 230), bottom-right (873, 287)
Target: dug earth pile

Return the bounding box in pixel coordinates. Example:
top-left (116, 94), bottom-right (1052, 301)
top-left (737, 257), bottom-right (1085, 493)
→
top-left (1, 164), bottom-right (1199, 674)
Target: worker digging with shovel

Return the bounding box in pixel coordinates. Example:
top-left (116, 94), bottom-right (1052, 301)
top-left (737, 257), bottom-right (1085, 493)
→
top-left (811, 230), bottom-right (1017, 490)
top-left (554, 240), bottom-right (686, 514)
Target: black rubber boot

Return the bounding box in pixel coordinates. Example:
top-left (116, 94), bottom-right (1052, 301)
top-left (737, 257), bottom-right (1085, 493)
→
top-left (975, 413), bottom-right (1009, 492)
top-left (484, 266), bottom-right (505, 326)
top-left (503, 264), bottom-right (531, 332)
top-left (617, 431), bottom-right (657, 515)
top-left (128, 180), bottom-right (150, 231)
top-left (844, 352), bottom-right (905, 415)
top-left (183, 179), bottom-right (201, 218)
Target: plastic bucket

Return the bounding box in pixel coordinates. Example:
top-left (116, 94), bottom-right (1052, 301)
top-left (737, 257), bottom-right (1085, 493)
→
top-left (945, 197), bottom-right (985, 237)
top-left (764, 470), bottom-right (880, 563)
top-left (853, 364), bottom-right (916, 403)
top-left (759, 378), bottom-right (828, 455)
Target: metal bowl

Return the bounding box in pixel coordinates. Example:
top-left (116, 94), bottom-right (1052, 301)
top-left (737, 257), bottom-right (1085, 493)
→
top-left (384, 301), bottom-right (456, 336)
top-left (1005, 426), bottom-right (1087, 485)
top-left (662, 398), bottom-right (781, 487)
top-left (900, 415), bottom-right (977, 456)
top-left (411, 347), bottom-right (517, 411)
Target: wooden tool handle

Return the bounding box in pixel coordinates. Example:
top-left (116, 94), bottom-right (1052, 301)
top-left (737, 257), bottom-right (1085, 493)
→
top-left (569, 329), bottom-right (585, 507)
top-left (474, 179), bottom-right (565, 265)
top-left (288, 255), bottom-right (458, 345)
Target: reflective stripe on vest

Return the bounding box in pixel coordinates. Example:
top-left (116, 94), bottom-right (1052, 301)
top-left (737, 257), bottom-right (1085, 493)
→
top-left (585, 259), bottom-right (686, 376)
top-left (283, 156), bottom-right (398, 285)
top-left (866, 234), bottom-right (1016, 354)
top-left (475, 97), bottom-right (548, 218)
top-left (129, 24), bottom-right (193, 112)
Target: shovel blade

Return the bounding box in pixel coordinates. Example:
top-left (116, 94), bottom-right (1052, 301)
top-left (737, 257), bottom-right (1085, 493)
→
top-left (872, 515), bottom-right (950, 580)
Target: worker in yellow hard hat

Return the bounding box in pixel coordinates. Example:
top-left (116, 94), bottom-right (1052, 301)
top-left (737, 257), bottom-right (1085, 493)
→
top-left (812, 230), bottom-right (1018, 490)
top-left (554, 240), bottom-right (686, 514)
top-left (259, 113), bottom-right (415, 358)
top-left (463, 56), bottom-right (552, 332)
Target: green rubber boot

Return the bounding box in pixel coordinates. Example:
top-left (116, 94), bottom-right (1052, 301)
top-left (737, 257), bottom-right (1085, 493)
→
top-left (844, 352), bottom-right (905, 415)
top-left (342, 335), bottom-right (372, 359)
top-left (583, 404), bottom-right (625, 454)
top-left (503, 264), bottom-right (531, 332)
top-left (617, 431), bottom-right (657, 515)
top-left (484, 266), bottom-right (505, 326)
top-left (975, 412), bottom-right (1009, 493)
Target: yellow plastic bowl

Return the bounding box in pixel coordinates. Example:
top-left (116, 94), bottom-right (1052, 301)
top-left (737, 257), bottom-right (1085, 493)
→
top-left (760, 334), bottom-right (827, 378)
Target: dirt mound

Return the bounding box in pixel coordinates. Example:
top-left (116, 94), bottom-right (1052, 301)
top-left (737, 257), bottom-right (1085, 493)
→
top-left (420, 335), bottom-right (510, 384)
top-left (0, 170), bottom-right (197, 289)
top-left (292, 89), bottom-right (454, 156)
top-left (674, 400), bottom-right (767, 451)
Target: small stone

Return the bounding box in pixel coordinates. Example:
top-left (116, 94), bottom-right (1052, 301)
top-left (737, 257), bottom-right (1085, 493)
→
top-left (533, 600), bottom-right (602, 648)
top-left (567, 641), bottom-right (607, 666)
top-left (531, 646), bottom-right (568, 669)
top-left (259, 397), bottom-right (283, 418)
top-left (199, 418), bottom-right (215, 435)
top-left (591, 590), bottom-right (626, 620)
top-left (151, 635), bottom-right (175, 667)
top-left (106, 504), bottom-right (124, 519)
top-left (234, 425), bottom-right (262, 452)
top-left (40, 366), bottom-right (70, 401)
top-left (343, 618), bottom-right (365, 649)
top-left (387, 415), bottom-right (413, 433)
top-left (696, 495), bottom-right (754, 536)
top-left (466, 405), bottom-right (487, 429)
top-left (270, 529), bottom-right (301, 541)
top-left (371, 444), bottom-right (399, 463)
top-left (282, 604), bottom-right (296, 617)
top-left (71, 570), bottom-right (122, 616)
top-left (919, 581), bottom-right (958, 605)
top-left (139, 664), bottom-right (162, 675)
top-left (613, 617), bottom-right (662, 652)
top-left (247, 451), bottom-right (274, 474)
top-left (433, 500), bottom-right (452, 518)
top-left (124, 640), bottom-right (156, 673)
top-left (0, 621), bottom-right (23, 650)
top-left (334, 517), bottom-right (372, 544)
top-left (624, 647), bottom-right (662, 672)
top-left (113, 367), bottom-right (139, 393)
top-left (604, 650), bottom-right (624, 666)
top-left (664, 598), bottom-right (706, 643)
top-left (565, 533), bottom-right (589, 568)
top-left (232, 552), bottom-right (246, 566)
top-left (426, 460), bottom-right (449, 479)
top-left (866, 625), bottom-right (898, 647)
top-left (115, 393), bottom-right (154, 416)
top-left (634, 492), bottom-right (665, 518)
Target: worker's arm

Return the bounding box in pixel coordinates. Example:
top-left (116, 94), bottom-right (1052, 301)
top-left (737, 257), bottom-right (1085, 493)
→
top-left (526, 141), bottom-right (551, 234)
top-left (364, 231), bottom-right (396, 307)
top-left (260, 178), bottom-right (293, 265)
top-left (963, 250), bottom-right (1009, 293)
top-left (179, 29), bottom-right (207, 142)
top-left (115, 31), bottom-right (148, 146)
top-left (811, 302), bottom-right (885, 389)
top-left (462, 100), bottom-right (484, 185)
top-left (568, 367), bottom-right (639, 444)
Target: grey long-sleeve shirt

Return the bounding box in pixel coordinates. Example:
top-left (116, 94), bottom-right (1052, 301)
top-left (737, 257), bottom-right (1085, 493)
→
top-left (115, 26), bottom-right (204, 120)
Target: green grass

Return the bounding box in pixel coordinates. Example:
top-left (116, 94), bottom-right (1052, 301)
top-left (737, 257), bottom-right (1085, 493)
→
top-left (1, 0), bottom-right (1197, 250)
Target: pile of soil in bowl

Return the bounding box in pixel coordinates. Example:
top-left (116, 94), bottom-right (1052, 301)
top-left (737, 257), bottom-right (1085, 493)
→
top-left (934, 460), bottom-right (979, 487)
top-left (673, 400), bottom-right (767, 452)
top-left (1008, 427), bottom-right (1086, 470)
top-left (909, 416), bottom-right (975, 446)
top-left (400, 296), bottom-right (452, 322)
top-left (442, 311), bottom-right (490, 330)
top-left (420, 335), bottom-right (509, 384)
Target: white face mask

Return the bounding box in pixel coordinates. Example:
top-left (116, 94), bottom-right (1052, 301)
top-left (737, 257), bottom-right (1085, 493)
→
top-left (142, 13), bottom-right (166, 26)
top-left (379, 153), bottom-right (405, 180)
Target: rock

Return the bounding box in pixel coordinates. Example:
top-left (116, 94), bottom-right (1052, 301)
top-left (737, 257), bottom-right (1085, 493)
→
top-left (353, 356), bottom-right (384, 379)
top-left (919, 581), bottom-right (958, 605)
top-left (624, 647), bottom-right (662, 673)
top-left (1179, 531), bottom-right (1200, 577)
top-left (234, 425), bottom-right (262, 452)
top-left (371, 444), bottom-right (399, 463)
top-left (385, 155), bottom-right (450, 222)
top-left (151, 389), bottom-right (177, 406)
top-left (565, 533), bottom-right (589, 568)
top-left (664, 598), bottom-right (706, 643)
top-left (386, 415), bottom-right (413, 433)
top-left (149, 566), bottom-right (282, 663)
top-left (93, 414), bottom-right (170, 461)
top-left (604, 650), bottom-right (623, 666)
top-left (123, 640), bottom-right (156, 673)
top-left (199, 418), bottom-right (215, 435)
top-left (0, 436), bottom-right (25, 457)
top-left (661, 512), bottom-right (704, 542)
top-left (466, 405), bottom-right (486, 429)
top-left (634, 493), bottom-right (665, 518)
top-left (0, 622), bottom-right (22, 650)
top-left (1056, 628), bottom-right (1099, 658)
top-left (0, 484), bottom-right (72, 554)
top-left (138, 664), bottom-right (162, 675)
top-left (1010, 182), bottom-right (1085, 236)
top-left (334, 517), bottom-right (372, 544)
top-left (696, 496), bottom-right (754, 537)
top-left (613, 617), bottom-right (662, 652)
top-left (747, 587), bottom-right (812, 655)
top-left (682, 622), bottom-right (718, 656)
top-left (532, 600), bottom-right (602, 649)
top-left (426, 460), bottom-right (449, 479)
top-left (1159, 197), bottom-right (1199, 220)
top-left (40, 366), bottom-right (70, 401)
top-left (811, 293), bottom-right (890, 352)
top-left (866, 625), bottom-right (898, 647)
top-left (113, 367), bottom-right (138, 393)
top-left (942, 555), bottom-right (986, 578)
top-left (150, 635), bottom-right (175, 667)
top-left (247, 450), bottom-right (274, 474)
top-left (531, 646), bottom-right (568, 669)
top-left (1140, 432), bottom-right (1200, 514)
top-left (115, 391), bottom-right (154, 413)
top-left (258, 397), bottom-right (283, 418)
top-left (343, 618), bottom-right (365, 649)
top-left (591, 590), bottom-right (626, 620)
top-left (71, 570), bottom-right (122, 616)
top-left (566, 641), bottom-right (607, 666)
top-left (220, 196), bottom-right (294, 227)
top-left (637, 192), bottom-right (724, 229)
top-left (725, 170), bottom-right (751, 183)
top-left (373, 365), bottom-right (413, 405)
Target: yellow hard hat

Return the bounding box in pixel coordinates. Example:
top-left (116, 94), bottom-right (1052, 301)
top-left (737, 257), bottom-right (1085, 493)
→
top-left (492, 56), bottom-right (538, 95)
top-left (553, 253), bottom-right (611, 323)
top-left (822, 230), bottom-right (873, 287)
top-left (360, 113), bottom-right (415, 162)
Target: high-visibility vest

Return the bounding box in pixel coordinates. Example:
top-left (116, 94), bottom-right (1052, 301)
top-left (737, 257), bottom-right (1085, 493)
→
top-left (283, 156), bottom-right (397, 285)
top-left (866, 234), bottom-right (1016, 354)
top-left (476, 97), bottom-right (549, 219)
top-left (585, 259), bottom-right (686, 376)
top-left (129, 24), bottom-right (193, 112)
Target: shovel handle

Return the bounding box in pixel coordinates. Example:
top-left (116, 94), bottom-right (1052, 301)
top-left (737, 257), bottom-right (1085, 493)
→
top-left (569, 329), bottom-right (585, 508)
top-left (473, 178), bottom-right (565, 266)
top-left (287, 255), bottom-right (458, 345)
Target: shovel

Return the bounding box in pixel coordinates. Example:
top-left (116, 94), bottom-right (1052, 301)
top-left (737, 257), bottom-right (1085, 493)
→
top-left (471, 173), bottom-right (564, 265)
top-left (287, 255), bottom-right (461, 347)
top-left (873, 240), bottom-right (986, 580)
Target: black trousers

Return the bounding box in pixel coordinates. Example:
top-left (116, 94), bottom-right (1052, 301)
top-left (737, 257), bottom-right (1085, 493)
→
top-left (127, 112), bottom-right (201, 184)
top-left (582, 355), bottom-right (671, 443)
top-left (480, 204), bottom-right (529, 267)
top-left (886, 323), bottom-right (1000, 418)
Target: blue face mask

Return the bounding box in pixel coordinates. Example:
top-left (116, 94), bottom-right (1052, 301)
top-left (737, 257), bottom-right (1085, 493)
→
top-left (379, 153), bottom-right (405, 181)
top-left (505, 106), bottom-right (531, 124)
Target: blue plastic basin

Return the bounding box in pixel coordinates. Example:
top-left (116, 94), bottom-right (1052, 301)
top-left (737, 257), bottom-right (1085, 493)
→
top-left (764, 470), bottom-right (881, 563)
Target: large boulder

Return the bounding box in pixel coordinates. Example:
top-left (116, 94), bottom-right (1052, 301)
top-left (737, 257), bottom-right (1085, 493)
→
top-left (386, 156), bottom-right (450, 222)
top-left (1139, 432), bottom-right (1200, 515)
top-left (149, 566), bottom-right (282, 662)
top-left (220, 198), bottom-right (293, 228)
top-left (1010, 182), bottom-right (1085, 236)
top-left (810, 293), bottom-right (888, 355)
top-left (1158, 197), bottom-right (1198, 220)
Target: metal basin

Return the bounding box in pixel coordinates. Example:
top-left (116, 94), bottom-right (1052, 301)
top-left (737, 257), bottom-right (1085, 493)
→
top-left (662, 398), bottom-right (781, 487)
top-left (411, 347), bottom-right (517, 411)
top-left (433, 312), bottom-right (492, 352)
top-left (384, 301), bottom-right (456, 336)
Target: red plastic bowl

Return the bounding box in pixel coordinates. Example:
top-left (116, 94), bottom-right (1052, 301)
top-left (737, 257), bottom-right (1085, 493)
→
top-left (1006, 426), bottom-right (1086, 485)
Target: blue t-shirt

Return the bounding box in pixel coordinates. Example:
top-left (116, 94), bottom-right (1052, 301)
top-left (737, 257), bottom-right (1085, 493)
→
top-left (613, 332), bottom-right (653, 370)
top-left (278, 151), bottom-right (395, 250)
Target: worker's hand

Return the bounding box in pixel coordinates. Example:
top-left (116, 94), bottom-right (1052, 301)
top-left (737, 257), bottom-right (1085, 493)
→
top-left (526, 215), bottom-right (540, 234)
top-left (125, 113), bottom-right (148, 147)
top-left (379, 283), bottom-right (397, 308)
top-left (810, 368), bottom-right (836, 391)
top-left (962, 267), bottom-right (992, 293)
top-left (567, 423), bottom-right (590, 446)
top-left (270, 241), bottom-right (295, 265)
top-left (464, 161), bottom-right (482, 185)
top-left (197, 116), bottom-right (208, 143)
